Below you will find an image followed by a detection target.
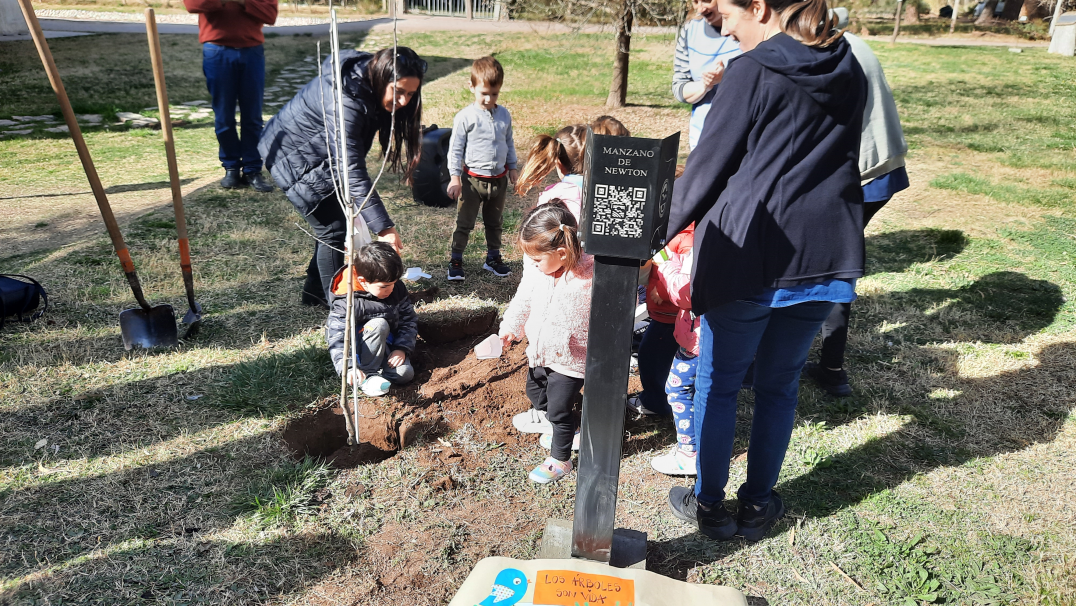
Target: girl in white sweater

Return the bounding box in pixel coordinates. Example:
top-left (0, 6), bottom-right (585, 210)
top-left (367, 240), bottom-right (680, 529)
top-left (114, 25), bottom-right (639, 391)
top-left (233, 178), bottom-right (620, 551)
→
top-left (499, 201), bottom-right (593, 484)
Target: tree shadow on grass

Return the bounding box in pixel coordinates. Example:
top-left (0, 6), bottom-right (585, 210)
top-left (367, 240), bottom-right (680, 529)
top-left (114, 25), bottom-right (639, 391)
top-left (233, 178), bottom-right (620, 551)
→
top-left (0, 432), bottom-right (360, 604)
top-left (864, 228), bottom-right (967, 275)
top-left (869, 270), bottom-right (1063, 344)
top-left (0, 177), bottom-right (200, 201)
top-left (0, 274), bottom-right (331, 368)
top-left (0, 345), bottom-right (338, 472)
top-left (647, 271), bottom-right (1070, 580)
top-left (650, 339), bottom-right (1075, 581)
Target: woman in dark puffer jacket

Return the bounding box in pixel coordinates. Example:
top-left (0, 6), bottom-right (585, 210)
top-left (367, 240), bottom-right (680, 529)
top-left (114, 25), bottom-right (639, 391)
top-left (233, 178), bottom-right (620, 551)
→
top-left (259, 47), bottom-right (425, 306)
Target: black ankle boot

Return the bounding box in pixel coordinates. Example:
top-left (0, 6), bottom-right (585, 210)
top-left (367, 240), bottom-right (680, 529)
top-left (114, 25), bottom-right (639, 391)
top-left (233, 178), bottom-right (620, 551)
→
top-left (221, 169), bottom-right (246, 189)
top-left (301, 273), bottom-right (328, 309)
top-left (246, 171), bottom-right (275, 193)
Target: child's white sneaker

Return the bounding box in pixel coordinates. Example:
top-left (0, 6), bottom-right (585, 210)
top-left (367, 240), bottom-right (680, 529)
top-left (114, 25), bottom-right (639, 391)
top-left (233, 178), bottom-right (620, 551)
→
top-left (529, 457), bottom-right (572, 484)
top-left (512, 409), bottom-right (553, 434)
top-left (651, 445), bottom-right (698, 476)
top-left (539, 430), bottom-right (580, 451)
top-left (360, 374), bottom-right (391, 397)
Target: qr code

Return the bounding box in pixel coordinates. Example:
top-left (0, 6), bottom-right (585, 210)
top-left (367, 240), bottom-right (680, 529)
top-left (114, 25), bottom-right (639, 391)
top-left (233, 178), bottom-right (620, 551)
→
top-left (591, 184), bottom-right (647, 238)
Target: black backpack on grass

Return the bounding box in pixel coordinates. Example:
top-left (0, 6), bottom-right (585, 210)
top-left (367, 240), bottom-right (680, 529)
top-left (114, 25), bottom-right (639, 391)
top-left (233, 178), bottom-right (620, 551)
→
top-left (0, 275), bottom-right (48, 330)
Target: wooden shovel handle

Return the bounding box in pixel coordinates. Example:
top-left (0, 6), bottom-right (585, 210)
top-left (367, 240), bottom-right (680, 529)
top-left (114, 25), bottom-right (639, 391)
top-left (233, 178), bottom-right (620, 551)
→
top-left (16, 0), bottom-right (152, 311)
top-left (146, 8), bottom-right (198, 311)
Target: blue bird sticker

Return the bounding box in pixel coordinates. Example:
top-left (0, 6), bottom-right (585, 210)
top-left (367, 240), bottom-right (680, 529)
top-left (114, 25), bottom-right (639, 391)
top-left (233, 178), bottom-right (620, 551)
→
top-left (478, 568), bottom-right (528, 606)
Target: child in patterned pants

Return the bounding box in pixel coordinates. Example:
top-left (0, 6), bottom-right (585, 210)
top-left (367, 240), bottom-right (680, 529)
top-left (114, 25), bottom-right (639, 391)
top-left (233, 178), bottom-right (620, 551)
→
top-left (650, 243), bottom-right (700, 476)
top-left (666, 350), bottom-right (699, 454)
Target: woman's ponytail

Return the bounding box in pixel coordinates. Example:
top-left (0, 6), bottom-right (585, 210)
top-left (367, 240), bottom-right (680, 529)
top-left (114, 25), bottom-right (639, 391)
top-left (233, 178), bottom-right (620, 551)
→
top-left (515, 135), bottom-right (563, 196)
top-left (780, 0), bottom-right (843, 47)
top-left (728, 0), bottom-right (844, 48)
top-left (515, 124), bottom-right (589, 196)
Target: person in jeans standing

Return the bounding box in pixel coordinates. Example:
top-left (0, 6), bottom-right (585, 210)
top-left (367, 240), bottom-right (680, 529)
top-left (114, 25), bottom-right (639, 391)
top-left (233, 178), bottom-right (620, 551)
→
top-left (185, 0), bottom-right (277, 192)
top-left (667, 0), bottom-right (867, 543)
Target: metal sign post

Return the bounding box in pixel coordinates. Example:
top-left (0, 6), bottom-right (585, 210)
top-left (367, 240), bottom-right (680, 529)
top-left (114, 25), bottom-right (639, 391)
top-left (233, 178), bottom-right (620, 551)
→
top-left (553, 129), bottom-right (679, 567)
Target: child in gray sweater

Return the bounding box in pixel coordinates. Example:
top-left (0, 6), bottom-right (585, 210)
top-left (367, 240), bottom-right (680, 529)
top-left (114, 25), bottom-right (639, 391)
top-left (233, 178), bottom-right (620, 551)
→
top-left (445, 56), bottom-right (518, 282)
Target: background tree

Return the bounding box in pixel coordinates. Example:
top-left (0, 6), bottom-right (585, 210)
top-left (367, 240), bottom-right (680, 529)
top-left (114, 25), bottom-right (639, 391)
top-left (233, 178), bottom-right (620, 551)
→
top-left (975, 0), bottom-right (1000, 23)
top-left (904, 0), bottom-right (920, 23)
top-left (510, 0), bottom-right (687, 108)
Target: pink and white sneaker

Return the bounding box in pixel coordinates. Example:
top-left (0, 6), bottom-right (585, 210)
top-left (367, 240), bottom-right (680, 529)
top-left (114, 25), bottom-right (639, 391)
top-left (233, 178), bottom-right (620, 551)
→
top-left (651, 445), bottom-right (698, 476)
top-left (529, 457), bottom-right (573, 484)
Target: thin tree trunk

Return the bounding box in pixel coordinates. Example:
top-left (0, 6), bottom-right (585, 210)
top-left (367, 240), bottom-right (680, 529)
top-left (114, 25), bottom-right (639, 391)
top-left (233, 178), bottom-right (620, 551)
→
top-left (904, 1), bottom-right (919, 23)
top-left (998, 0), bottom-right (1024, 20)
top-left (606, 0), bottom-right (632, 109)
top-left (891, 0), bottom-right (904, 43)
top-left (975, 0), bottom-right (999, 24)
top-left (950, 0), bottom-right (960, 33)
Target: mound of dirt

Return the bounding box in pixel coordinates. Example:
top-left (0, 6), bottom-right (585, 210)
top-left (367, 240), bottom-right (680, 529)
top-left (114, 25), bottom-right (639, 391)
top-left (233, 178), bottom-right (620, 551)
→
top-left (281, 406), bottom-right (398, 466)
top-left (281, 322), bottom-right (533, 468)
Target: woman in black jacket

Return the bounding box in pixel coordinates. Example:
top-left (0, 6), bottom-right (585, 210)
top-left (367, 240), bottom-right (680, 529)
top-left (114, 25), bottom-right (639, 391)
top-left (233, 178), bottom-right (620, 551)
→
top-left (259, 47), bottom-right (425, 306)
top-left (666, 0), bottom-right (867, 542)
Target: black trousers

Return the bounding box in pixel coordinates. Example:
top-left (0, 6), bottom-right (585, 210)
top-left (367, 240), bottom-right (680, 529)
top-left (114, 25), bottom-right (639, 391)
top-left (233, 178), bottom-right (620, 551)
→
top-left (819, 201), bottom-right (886, 369)
top-left (526, 366), bottom-right (584, 462)
top-left (303, 197), bottom-right (348, 303)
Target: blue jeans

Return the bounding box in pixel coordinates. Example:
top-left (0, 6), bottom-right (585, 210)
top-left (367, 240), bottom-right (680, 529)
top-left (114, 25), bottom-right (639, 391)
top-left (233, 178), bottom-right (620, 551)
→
top-left (202, 43), bottom-right (265, 173)
top-left (694, 300), bottom-right (835, 508)
top-left (665, 348), bottom-right (699, 451)
top-left (636, 320), bottom-right (678, 414)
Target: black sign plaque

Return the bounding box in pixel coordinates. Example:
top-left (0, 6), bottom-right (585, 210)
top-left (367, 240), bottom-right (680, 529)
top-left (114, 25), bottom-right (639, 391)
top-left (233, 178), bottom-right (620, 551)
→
top-left (570, 130), bottom-right (681, 566)
top-left (580, 130), bottom-right (680, 261)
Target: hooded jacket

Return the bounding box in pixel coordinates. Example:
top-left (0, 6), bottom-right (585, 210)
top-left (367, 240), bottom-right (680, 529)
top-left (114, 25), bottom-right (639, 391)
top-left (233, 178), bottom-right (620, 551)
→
top-left (258, 51), bottom-right (394, 234)
top-left (325, 280), bottom-right (418, 375)
top-left (658, 248), bottom-right (701, 356)
top-left (669, 33), bottom-right (867, 315)
top-left (499, 254), bottom-right (594, 379)
top-left (646, 223), bottom-right (695, 324)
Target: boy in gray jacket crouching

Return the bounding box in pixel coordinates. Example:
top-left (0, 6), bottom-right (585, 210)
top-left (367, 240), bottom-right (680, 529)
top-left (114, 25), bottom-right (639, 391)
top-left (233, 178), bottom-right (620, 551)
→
top-left (327, 242), bottom-right (418, 397)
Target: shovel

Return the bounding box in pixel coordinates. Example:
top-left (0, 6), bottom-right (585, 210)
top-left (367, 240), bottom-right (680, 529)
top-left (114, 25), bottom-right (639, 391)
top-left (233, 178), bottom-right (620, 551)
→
top-left (146, 8), bottom-right (203, 335)
top-left (17, 0), bottom-right (178, 350)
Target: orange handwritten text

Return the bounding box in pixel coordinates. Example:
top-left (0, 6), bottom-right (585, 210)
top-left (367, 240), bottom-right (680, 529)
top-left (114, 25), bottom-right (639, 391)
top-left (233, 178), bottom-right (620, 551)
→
top-left (532, 570), bottom-right (635, 606)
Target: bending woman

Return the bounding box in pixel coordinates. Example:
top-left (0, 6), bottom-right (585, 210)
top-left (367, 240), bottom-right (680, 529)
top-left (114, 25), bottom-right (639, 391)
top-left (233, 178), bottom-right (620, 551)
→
top-left (259, 47), bottom-right (425, 306)
top-left (667, 0), bottom-right (866, 542)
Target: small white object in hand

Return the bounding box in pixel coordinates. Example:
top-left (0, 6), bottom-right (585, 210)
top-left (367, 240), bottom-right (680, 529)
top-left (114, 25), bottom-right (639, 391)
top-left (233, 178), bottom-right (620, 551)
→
top-left (403, 267), bottom-right (431, 281)
top-left (474, 334), bottom-right (503, 360)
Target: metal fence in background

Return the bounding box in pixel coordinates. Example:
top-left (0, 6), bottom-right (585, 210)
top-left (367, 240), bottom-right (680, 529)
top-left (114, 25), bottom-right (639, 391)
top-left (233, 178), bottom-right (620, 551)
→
top-left (405, 0), bottom-right (497, 19)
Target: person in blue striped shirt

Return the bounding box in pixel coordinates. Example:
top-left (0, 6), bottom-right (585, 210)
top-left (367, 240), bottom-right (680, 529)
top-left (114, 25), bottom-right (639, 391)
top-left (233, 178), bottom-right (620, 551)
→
top-left (672, 0), bottom-right (742, 150)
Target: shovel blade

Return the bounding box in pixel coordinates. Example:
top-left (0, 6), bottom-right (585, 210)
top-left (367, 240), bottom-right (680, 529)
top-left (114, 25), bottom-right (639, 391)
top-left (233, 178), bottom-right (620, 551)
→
top-left (182, 301), bottom-right (203, 325)
top-left (119, 305), bottom-right (179, 350)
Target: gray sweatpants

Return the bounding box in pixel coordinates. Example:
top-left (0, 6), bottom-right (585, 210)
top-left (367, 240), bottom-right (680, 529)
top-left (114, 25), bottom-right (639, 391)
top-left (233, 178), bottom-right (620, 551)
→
top-left (356, 318), bottom-right (415, 384)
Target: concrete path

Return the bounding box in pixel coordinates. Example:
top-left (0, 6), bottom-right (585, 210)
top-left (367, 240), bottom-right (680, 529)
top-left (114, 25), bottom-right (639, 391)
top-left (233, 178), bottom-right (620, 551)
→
top-left (0, 12), bottom-right (674, 42)
top-left (862, 34), bottom-right (1049, 47)
top-left (4, 13), bottom-right (1046, 47)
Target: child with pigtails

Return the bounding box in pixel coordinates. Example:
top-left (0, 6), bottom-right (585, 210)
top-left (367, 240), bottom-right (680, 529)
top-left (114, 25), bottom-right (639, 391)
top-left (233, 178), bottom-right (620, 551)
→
top-left (499, 201), bottom-right (593, 484)
top-left (514, 116), bottom-right (630, 222)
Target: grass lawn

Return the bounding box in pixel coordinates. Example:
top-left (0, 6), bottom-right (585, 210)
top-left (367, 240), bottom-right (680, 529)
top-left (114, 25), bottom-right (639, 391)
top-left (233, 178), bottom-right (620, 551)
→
top-left (1, 28), bottom-right (1075, 605)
